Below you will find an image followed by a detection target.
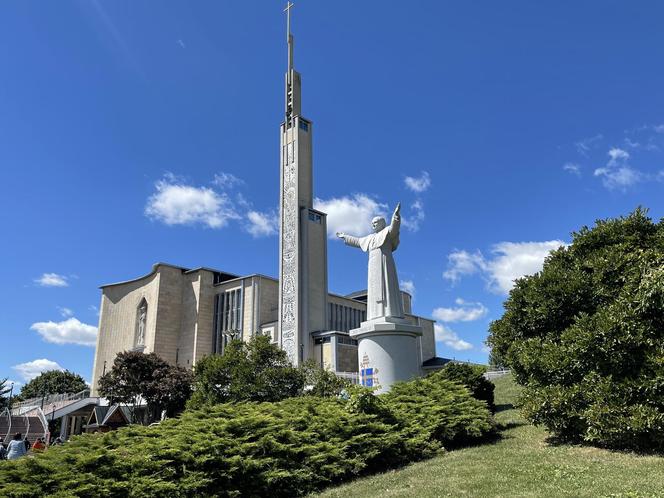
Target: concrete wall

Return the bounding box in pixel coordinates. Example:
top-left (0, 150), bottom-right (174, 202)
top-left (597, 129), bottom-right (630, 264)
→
top-left (194, 270), bottom-right (216, 363)
top-left (91, 266), bottom-right (163, 395)
top-left (258, 277), bottom-right (279, 326)
top-left (153, 266), bottom-right (185, 365)
top-left (176, 271), bottom-right (200, 368)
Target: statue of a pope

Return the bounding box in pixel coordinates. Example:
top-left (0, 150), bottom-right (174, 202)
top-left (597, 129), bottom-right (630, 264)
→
top-left (337, 203), bottom-right (404, 321)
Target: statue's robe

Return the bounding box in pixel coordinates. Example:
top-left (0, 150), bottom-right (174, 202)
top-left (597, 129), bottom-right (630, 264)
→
top-left (343, 215), bottom-right (404, 320)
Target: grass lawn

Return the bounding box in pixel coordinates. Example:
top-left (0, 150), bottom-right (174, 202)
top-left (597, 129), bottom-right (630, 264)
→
top-left (314, 375), bottom-right (664, 498)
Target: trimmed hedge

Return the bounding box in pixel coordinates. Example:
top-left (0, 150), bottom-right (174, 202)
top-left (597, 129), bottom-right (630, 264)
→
top-left (0, 375), bottom-right (493, 497)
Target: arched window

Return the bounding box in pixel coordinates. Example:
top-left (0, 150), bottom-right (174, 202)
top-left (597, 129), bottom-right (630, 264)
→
top-left (135, 299), bottom-right (148, 347)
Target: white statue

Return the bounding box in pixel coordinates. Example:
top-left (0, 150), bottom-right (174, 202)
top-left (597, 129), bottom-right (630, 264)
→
top-left (137, 303), bottom-right (147, 345)
top-left (337, 203), bottom-right (404, 321)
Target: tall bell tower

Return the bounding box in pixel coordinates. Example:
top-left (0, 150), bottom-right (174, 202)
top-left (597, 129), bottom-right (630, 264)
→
top-left (278, 3), bottom-right (328, 365)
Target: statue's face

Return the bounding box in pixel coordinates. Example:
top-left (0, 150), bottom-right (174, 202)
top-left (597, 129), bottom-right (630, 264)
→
top-left (371, 217), bottom-right (386, 232)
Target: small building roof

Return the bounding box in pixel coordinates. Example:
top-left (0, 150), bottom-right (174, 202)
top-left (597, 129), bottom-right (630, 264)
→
top-left (422, 357), bottom-right (454, 369)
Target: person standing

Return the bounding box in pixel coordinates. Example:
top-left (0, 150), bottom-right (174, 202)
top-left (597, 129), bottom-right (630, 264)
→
top-left (6, 433), bottom-right (27, 460)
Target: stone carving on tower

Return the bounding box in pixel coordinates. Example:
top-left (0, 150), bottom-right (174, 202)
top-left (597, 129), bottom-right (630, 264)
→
top-left (278, 2), bottom-right (328, 366)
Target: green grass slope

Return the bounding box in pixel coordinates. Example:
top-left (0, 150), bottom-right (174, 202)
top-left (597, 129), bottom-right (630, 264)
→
top-left (315, 375), bottom-right (664, 498)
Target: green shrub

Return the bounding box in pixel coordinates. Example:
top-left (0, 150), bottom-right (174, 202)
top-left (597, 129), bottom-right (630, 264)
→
top-left (0, 371), bottom-right (493, 497)
top-left (437, 363), bottom-right (496, 412)
top-left (488, 208), bottom-right (664, 450)
top-left (188, 335), bottom-right (305, 407)
top-left (384, 371), bottom-right (495, 450)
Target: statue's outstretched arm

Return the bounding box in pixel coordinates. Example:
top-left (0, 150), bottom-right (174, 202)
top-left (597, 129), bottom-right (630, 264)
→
top-left (337, 232), bottom-right (362, 248)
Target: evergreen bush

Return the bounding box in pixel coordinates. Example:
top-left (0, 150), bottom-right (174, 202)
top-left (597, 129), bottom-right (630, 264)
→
top-left (0, 370), bottom-right (493, 497)
top-left (437, 363), bottom-right (496, 412)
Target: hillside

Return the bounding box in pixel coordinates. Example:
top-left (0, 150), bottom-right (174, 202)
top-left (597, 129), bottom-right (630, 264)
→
top-left (315, 375), bottom-right (664, 498)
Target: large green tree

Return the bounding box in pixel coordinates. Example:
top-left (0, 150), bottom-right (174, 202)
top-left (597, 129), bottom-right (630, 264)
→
top-left (189, 335), bottom-right (305, 407)
top-left (488, 208), bottom-right (664, 450)
top-left (98, 351), bottom-right (193, 421)
top-left (18, 370), bottom-right (87, 400)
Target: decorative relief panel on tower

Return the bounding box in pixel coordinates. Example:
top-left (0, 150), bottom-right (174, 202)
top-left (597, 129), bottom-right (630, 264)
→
top-left (281, 139), bottom-right (298, 363)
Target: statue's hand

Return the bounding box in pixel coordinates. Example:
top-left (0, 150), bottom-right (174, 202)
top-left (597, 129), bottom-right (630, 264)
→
top-left (336, 232), bottom-right (345, 239)
top-left (393, 202), bottom-right (401, 220)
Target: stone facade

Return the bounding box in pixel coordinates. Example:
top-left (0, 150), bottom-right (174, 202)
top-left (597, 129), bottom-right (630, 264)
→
top-left (91, 264), bottom-right (439, 394)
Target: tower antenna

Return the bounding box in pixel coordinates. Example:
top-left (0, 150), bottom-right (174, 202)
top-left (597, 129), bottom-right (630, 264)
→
top-left (284, 2), bottom-right (294, 71)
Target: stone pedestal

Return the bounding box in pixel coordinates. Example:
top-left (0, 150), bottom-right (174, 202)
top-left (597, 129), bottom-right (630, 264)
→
top-left (350, 317), bottom-right (423, 394)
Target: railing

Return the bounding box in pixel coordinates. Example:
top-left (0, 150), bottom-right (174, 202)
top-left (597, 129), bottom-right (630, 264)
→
top-left (335, 371), bottom-right (359, 385)
top-left (23, 412), bottom-right (29, 442)
top-left (11, 389), bottom-right (90, 416)
top-left (35, 407), bottom-right (49, 441)
top-left (484, 368), bottom-right (511, 380)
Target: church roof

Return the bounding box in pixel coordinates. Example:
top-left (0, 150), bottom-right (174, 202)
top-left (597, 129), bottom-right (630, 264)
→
top-left (100, 262), bottom-right (238, 289)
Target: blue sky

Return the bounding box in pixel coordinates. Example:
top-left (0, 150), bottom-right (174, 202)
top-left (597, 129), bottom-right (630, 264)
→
top-left (2, 1), bottom-right (664, 389)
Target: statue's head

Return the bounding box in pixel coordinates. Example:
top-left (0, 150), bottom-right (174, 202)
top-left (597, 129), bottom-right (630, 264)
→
top-left (371, 216), bottom-right (386, 233)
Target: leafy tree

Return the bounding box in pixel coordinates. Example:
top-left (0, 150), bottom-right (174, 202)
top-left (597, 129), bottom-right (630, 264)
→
top-left (301, 359), bottom-right (349, 397)
top-left (487, 208), bottom-right (664, 450)
top-left (189, 335), bottom-right (305, 407)
top-left (98, 351), bottom-right (192, 422)
top-left (18, 370), bottom-right (87, 400)
top-left (0, 379), bottom-right (11, 410)
top-left (438, 363), bottom-right (495, 412)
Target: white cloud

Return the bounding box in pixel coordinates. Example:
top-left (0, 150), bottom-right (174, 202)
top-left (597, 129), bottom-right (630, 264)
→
top-left (89, 305), bottom-right (100, 316)
top-left (487, 241), bottom-right (565, 294)
top-left (444, 240), bottom-right (566, 295)
top-left (145, 175), bottom-right (240, 228)
top-left (57, 307), bottom-right (74, 318)
top-left (563, 163), bottom-right (581, 176)
top-left (246, 210), bottom-right (278, 237)
top-left (433, 299), bottom-right (488, 322)
top-left (607, 147), bottom-right (630, 165)
top-left (212, 172), bottom-right (243, 189)
top-left (12, 359), bottom-right (64, 382)
top-left (575, 134), bottom-right (603, 156)
top-left (314, 194), bottom-right (387, 239)
top-left (402, 200), bottom-right (425, 232)
top-left (434, 324), bottom-right (473, 351)
top-left (654, 124), bottom-right (664, 134)
top-left (404, 171), bottom-right (431, 193)
top-left (594, 166), bottom-right (641, 190)
top-left (400, 280), bottom-right (415, 298)
top-left (30, 318), bottom-right (98, 347)
top-left (594, 147), bottom-right (641, 190)
top-left (35, 273), bottom-right (69, 287)
top-left (442, 250), bottom-right (484, 283)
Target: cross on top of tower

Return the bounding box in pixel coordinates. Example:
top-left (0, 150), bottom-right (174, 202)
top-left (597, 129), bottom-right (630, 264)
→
top-left (284, 1), bottom-right (294, 36)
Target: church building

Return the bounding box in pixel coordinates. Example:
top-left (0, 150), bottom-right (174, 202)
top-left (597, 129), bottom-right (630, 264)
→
top-left (90, 10), bottom-right (440, 395)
